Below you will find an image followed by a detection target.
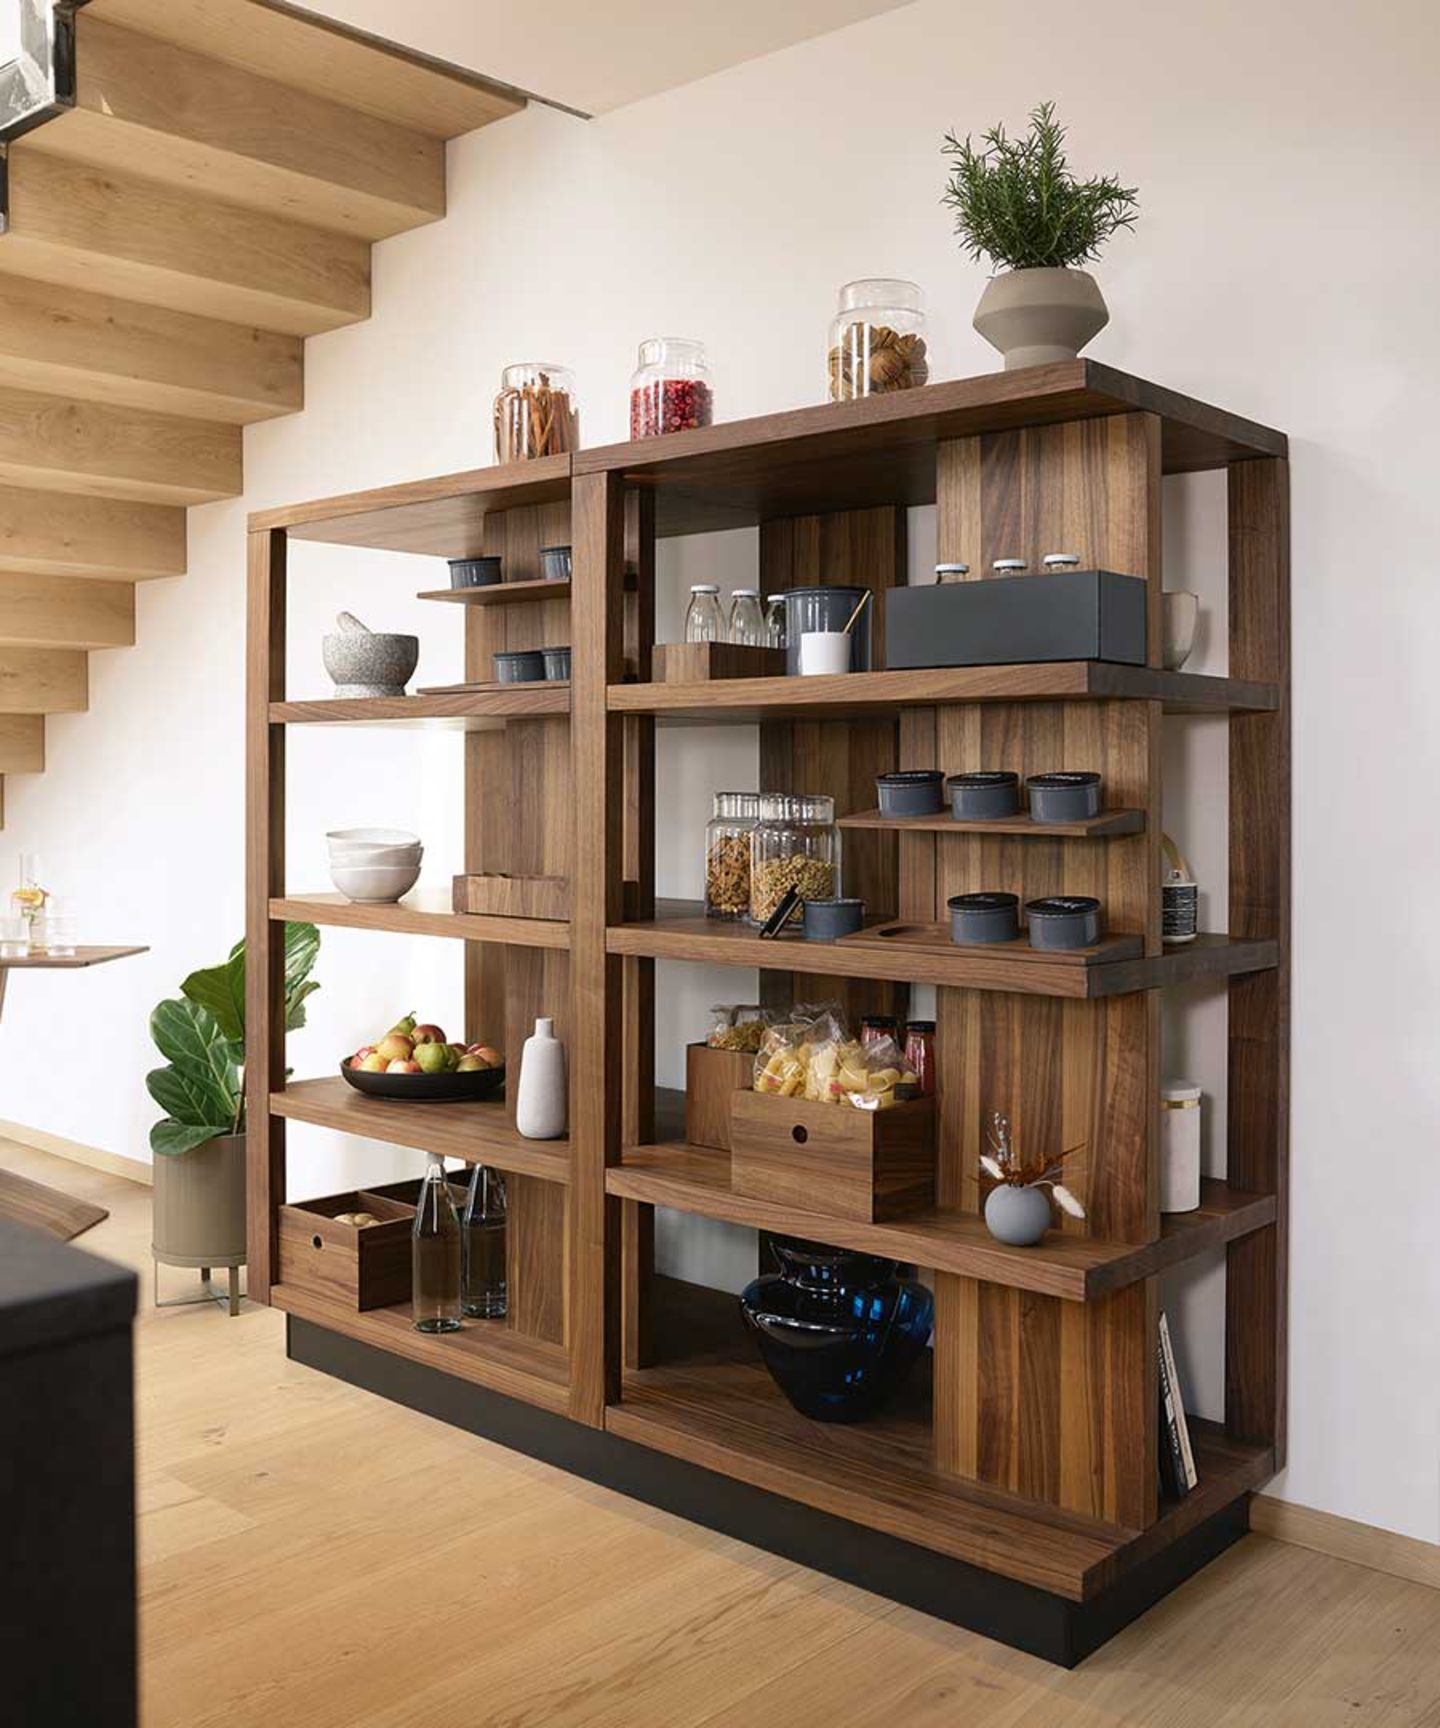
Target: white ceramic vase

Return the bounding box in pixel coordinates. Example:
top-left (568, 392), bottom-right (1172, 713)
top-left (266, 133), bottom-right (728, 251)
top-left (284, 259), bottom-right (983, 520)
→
top-left (515, 1016), bottom-right (567, 1140)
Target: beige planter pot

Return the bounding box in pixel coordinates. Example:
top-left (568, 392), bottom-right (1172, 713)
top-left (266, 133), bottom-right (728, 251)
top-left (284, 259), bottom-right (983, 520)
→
top-left (973, 268), bottom-right (1109, 370)
top-left (152, 1133), bottom-right (247, 1269)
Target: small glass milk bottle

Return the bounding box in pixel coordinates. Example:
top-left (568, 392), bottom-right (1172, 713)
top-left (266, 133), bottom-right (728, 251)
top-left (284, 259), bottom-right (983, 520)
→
top-left (684, 584), bottom-right (725, 644)
top-left (727, 589), bottom-right (767, 646)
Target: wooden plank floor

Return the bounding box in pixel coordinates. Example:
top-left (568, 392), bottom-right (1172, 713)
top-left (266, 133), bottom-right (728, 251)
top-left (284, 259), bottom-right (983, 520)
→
top-left (6, 1138), bottom-right (1440, 1727)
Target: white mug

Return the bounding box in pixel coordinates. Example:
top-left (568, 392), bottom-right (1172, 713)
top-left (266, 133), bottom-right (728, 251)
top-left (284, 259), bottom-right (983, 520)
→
top-left (798, 631), bottom-right (852, 676)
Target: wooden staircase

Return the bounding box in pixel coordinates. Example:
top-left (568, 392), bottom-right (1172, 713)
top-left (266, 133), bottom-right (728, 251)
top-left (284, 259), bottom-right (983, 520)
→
top-left (0, 0), bottom-right (526, 816)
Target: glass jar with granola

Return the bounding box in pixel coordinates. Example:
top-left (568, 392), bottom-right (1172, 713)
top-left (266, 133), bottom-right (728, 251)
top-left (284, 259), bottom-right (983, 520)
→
top-left (704, 792), bottom-right (759, 921)
top-left (749, 793), bottom-right (840, 928)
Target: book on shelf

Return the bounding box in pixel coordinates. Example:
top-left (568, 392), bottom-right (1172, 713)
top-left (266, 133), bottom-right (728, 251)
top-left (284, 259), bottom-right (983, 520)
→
top-left (1157, 1310), bottom-right (1199, 1498)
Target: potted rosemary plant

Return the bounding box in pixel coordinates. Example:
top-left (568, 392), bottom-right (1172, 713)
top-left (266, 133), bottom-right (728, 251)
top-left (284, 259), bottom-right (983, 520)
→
top-left (148, 924), bottom-right (319, 1287)
top-left (942, 101), bottom-right (1139, 369)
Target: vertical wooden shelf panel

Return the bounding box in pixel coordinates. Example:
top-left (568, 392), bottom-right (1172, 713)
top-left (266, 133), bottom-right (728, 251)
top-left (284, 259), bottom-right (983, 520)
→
top-left (463, 499), bottom-right (573, 1345)
top-left (1224, 457), bottom-right (1290, 1458)
top-left (927, 412), bottom-right (1163, 1529)
top-left (244, 527), bottom-right (288, 1302)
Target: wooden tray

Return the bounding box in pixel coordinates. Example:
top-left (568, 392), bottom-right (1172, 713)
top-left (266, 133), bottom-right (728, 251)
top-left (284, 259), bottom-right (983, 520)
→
top-left (835, 920), bottom-right (1144, 967)
top-left (653, 643), bottom-right (787, 683)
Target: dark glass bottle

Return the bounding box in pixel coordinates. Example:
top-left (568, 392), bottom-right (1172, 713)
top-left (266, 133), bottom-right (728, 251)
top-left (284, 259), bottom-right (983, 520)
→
top-left (412, 1153), bottom-right (461, 1333)
top-left (462, 1165), bottom-right (507, 1320)
top-left (740, 1239), bottom-right (933, 1423)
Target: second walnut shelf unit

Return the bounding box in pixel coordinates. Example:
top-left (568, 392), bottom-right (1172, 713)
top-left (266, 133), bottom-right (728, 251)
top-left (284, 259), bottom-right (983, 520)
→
top-left (247, 358), bottom-right (1288, 1664)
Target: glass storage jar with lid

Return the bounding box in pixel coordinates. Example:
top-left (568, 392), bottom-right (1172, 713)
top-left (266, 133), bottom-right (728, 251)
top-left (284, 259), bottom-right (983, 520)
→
top-left (764, 594), bottom-right (788, 649)
top-left (705, 792), bottom-right (760, 920)
top-left (684, 584), bottom-right (725, 643)
top-left (728, 589), bottom-right (766, 646)
top-left (750, 793), bottom-right (841, 927)
top-left (630, 337), bottom-right (714, 438)
top-left (493, 362), bottom-right (579, 463)
top-left (827, 280), bottom-right (928, 401)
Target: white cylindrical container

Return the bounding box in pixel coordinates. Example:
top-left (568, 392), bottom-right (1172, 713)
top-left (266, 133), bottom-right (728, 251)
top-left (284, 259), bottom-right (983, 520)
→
top-left (1160, 1080), bottom-right (1202, 1213)
top-left (515, 1017), bottom-right (568, 1140)
top-left (798, 631), bottom-right (851, 676)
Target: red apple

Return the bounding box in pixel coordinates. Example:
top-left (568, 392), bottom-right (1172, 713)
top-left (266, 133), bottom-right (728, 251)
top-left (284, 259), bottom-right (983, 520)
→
top-left (353, 1044), bottom-right (377, 1063)
top-left (466, 1044), bottom-right (503, 1068)
top-left (412, 1024), bottom-right (446, 1046)
top-left (376, 1032), bottom-right (414, 1064)
top-left (359, 1052), bottom-right (388, 1073)
top-left (386, 1058), bottom-right (422, 1074)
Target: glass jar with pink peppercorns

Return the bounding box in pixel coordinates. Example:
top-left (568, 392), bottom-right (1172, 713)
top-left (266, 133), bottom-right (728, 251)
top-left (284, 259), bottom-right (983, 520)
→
top-left (629, 337), bottom-right (713, 439)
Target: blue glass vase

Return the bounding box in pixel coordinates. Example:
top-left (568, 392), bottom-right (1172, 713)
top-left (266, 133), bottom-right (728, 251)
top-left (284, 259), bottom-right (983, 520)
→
top-left (740, 1238), bottom-right (934, 1423)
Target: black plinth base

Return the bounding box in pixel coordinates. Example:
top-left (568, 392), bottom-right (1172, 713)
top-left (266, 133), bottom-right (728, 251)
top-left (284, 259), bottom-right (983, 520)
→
top-left (287, 1316), bottom-right (1250, 1668)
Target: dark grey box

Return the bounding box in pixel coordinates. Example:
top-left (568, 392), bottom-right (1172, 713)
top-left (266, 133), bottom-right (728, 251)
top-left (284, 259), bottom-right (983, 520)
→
top-left (884, 570), bottom-right (1147, 669)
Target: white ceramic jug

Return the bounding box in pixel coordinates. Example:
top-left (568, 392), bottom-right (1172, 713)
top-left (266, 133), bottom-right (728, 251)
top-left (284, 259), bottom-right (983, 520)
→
top-left (515, 1016), bottom-right (567, 1140)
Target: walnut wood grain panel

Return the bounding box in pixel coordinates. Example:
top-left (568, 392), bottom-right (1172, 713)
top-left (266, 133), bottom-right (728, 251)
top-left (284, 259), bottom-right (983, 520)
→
top-left (270, 891), bottom-right (566, 950)
top-left (245, 528), bottom-right (286, 1302)
top-left (0, 274), bottom-right (301, 426)
top-left (44, 14), bottom-right (447, 240)
top-left (1225, 457), bottom-right (1290, 1459)
top-left (0, 575), bottom-right (134, 650)
top-left (730, 1093), bottom-right (935, 1224)
top-left (840, 805), bottom-right (1146, 839)
top-left (0, 384), bottom-right (239, 506)
top-left (274, 688), bottom-right (567, 725)
top-left (0, 486), bottom-right (186, 582)
top-left (3, 149), bottom-right (371, 338)
top-left (420, 578), bottom-right (571, 608)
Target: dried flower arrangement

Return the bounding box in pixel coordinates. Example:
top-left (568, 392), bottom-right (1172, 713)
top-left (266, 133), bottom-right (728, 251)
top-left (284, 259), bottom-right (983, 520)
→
top-left (979, 1110), bottom-right (1086, 1218)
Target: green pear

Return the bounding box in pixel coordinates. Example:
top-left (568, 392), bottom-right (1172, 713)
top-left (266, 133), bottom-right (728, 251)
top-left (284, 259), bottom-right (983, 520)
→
top-left (414, 1041), bottom-right (449, 1074)
top-left (388, 1012), bottom-right (417, 1037)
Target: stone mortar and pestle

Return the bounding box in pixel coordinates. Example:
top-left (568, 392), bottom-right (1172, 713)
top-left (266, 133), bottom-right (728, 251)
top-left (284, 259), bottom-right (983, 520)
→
top-left (322, 611), bottom-right (419, 698)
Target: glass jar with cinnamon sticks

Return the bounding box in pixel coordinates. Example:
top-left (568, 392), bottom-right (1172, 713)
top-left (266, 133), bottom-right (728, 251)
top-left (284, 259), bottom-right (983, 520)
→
top-left (494, 362), bottom-right (579, 463)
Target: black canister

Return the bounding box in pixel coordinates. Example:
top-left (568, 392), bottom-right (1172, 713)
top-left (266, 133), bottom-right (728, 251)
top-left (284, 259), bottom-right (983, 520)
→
top-left (948, 892), bottom-right (1020, 945)
top-left (450, 555), bottom-right (503, 589)
top-left (1027, 771), bottom-right (1102, 822)
top-left (493, 649), bottom-right (546, 684)
top-left (802, 897), bottom-right (865, 941)
top-left (876, 770), bottom-right (945, 817)
top-left (542, 646), bottom-right (571, 682)
top-left (1025, 895), bottom-right (1102, 949)
top-left (947, 770), bottom-right (1021, 821)
top-left (782, 586), bottom-right (873, 674)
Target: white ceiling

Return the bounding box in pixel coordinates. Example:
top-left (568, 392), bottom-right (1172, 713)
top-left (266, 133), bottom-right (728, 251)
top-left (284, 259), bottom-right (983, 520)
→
top-left (297, 0), bottom-right (913, 115)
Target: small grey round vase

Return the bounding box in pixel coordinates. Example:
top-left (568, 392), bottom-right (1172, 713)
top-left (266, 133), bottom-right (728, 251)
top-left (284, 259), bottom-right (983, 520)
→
top-left (323, 631), bottom-right (419, 698)
top-left (973, 267), bottom-right (1109, 370)
top-left (984, 1184), bottom-right (1053, 1247)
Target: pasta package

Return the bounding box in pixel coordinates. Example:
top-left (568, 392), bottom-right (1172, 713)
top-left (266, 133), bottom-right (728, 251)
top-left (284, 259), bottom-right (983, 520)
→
top-left (752, 1010), bottom-right (919, 1109)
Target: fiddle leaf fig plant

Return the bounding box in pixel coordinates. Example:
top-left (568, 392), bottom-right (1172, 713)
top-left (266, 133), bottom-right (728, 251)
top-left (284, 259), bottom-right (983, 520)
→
top-left (942, 100), bottom-right (1139, 272)
top-left (147, 923), bottom-right (320, 1158)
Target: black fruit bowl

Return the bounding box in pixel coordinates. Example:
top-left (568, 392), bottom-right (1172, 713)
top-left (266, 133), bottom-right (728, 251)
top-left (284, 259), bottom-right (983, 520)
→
top-left (340, 1060), bottom-right (505, 1103)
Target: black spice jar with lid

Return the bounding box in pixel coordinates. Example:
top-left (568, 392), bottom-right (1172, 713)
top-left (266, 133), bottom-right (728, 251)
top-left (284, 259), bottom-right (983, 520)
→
top-left (948, 892), bottom-right (1020, 945)
top-left (948, 770), bottom-right (1020, 821)
top-left (876, 770), bottom-right (945, 817)
top-left (1025, 895), bottom-right (1102, 950)
top-left (1027, 771), bottom-right (1102, 822)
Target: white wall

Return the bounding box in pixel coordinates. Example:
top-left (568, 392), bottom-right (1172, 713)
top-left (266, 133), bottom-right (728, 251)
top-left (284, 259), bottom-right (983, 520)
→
top-left (5, 0), bottom-right (1437, 1542)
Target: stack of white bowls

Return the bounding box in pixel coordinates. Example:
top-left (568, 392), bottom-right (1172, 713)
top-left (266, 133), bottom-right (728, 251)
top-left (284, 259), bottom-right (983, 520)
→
top-left (327, 828), bottom-right (422, 903)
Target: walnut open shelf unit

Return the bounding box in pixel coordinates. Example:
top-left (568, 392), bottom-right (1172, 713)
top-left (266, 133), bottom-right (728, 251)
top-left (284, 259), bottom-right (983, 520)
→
top-left (247, 359), bottom-right (1289, 1666)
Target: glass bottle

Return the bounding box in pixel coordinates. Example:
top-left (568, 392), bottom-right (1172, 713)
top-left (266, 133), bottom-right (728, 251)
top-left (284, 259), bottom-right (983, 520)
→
top-left (903, 1021), bottom-right (936, 1097)
top-left (827, 279), bottom-right (928, 401)
top-left (630, 338), bottom-right (713, 438)
top-left (749, 793), bottom-right (840, 928)
top-left (684, 584), bottom-right (725, 644)
top-left (705, 791), bottom-right (760, 921)
top-left (764, 594), bottom-right (788, 650)
top-left (12, 853), bottom-right (48, 949)
top-left (1043, 553), bottom-right (1081, 573)
top-left (992, 558), bottom-right (1028, 575)
top-left (493, 362), bottom-right (579, 463)
top-left (860, 1014), bottom-right (900, 1054)
top-left (412, 1153), bottom-right (462, 1334)
top-left (461, 1165), bottom-right (507, 1320)
top-left (727, 589), bottom-right (766, 647)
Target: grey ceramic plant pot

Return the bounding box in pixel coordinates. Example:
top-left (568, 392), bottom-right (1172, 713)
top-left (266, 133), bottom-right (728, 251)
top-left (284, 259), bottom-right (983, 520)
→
top-left (152, 1133), bottom-right (247, 1268)
top-left (973, 268), bottom-right (1109, 369)
top-left (984, 1183), bottom-right (1053, 1247)
top-left (322, 631), bottom-right (419, 698)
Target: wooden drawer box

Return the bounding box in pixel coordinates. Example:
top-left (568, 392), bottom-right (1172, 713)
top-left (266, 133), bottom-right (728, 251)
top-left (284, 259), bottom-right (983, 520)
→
top-left (729, 1092), bottom-right (935, 1223)
top-left (453, 872), bottom-right (569, 920)
top-left (685, 1043), bottom-right (756, 1151)
top-left (277, 1189), bottom-right (414, 1311)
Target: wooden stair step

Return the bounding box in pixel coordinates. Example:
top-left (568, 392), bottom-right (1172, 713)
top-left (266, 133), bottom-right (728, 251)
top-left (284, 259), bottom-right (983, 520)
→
top-left (0, 716), bottom-right (45, 774)
top-left (0, 386), bottom-right (240, 506)
top-left (0, 273), bottom-right (302, 425)
top-left (87, 0), bottom-right (526, 138)
top-left (0, 576), bottom-right (135, 650)
top-left (0, 486), bottom-right (186, 580)
top-left (29, 16), bottom-right (447, 243)
top-left (0, 650), bottom-right (88, 714)
top-left (3, 150), bottom-right (371, 338)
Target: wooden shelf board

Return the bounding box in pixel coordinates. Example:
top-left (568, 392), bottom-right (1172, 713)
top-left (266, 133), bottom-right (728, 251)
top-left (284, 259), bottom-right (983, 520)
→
top-left (272, 1285), bottom-right (571, 1416)
top-left (608, 1144), bottom-right (1273, 1298)
top-left (838, 806), bottom-right (1146, 839)
top-left (418, 578), bottom-right (571, 607)
top-left (271, 687), bottom-right (569, 727)
top-left (273, 1077), bottom-right (570, 1185)
top-left (0, 944), bottom-right (147, 969)
top-left (250, 454), bottom-right (572, 554)
top-left (609, 664), bottom-right (1278, 722)
top-left (608, 1278), bottom-right (1273, 1599)
top-left (575, 361), bottom-right (1287, 535)
top-left (606, 902), bottom-right (1275, 998)
top-left (270, 892), bottom-right (568, 950)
